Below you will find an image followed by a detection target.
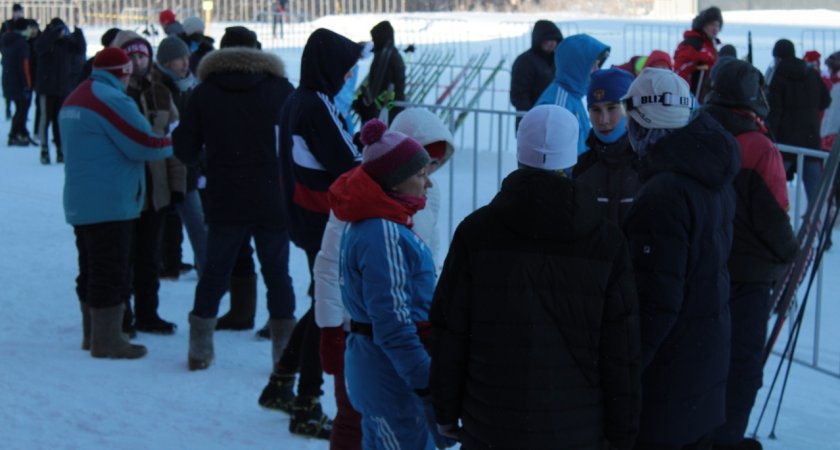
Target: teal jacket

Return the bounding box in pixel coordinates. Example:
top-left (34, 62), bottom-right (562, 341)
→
top-left (61, 70), bottom-right (172, 225)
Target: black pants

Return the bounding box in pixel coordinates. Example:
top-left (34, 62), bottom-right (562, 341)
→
top-left (278, 249), bottom-right (323, 397)
top-left (33, 92), bottom-right (41, 132)
top-left (74, 221), bottom-right (134, 309)
top-left (122, 209), bottom-right (166, 323)
top-left (38, 94), bottom-right (64, 150)
top-left (714, 282), bottom-right (773, 446)
top-left (9, 93), bottom-right (30, 138)
top-left (634, 433), bottom-right (712, 450)
top-left (160, 208), bottom-right (184, 273)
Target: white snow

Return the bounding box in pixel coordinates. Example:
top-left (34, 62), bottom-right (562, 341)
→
top-left (2, 10), bottom-right (839, 449)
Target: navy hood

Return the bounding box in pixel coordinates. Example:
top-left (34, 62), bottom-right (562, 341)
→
top-left (300, 28), bottom-right (363, 97)
top-left (371, 20), bottom-right (395, 51)
top-left (531, 20), bottom-right (562, 50)
top-left (553, 34), bottom-right (610, 97)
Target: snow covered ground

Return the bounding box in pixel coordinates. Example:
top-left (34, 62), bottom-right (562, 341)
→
top-left (2, 10), bottom-right (840, 449)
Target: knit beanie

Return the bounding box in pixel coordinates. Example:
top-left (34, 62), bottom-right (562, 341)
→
top-left (123, 39), bottom-right (150, 57)
top-left (773, 39), bottom-right (795, 59)
top-left (588, 68), bottom-right (634, 105)
top-left (517, 105), bottom-right (578, 171)
top-left (361, 120), bottom-right (430, 190)
top-left (804, 50), bottom-right (821, 70)
top-left (623, 68), bottom-right (693, 130)
top-left (182, 16), bottom-right (205, 36)
top-left (101, 27), bottom-right (121, 47)
top-left (157, 36), bottom-right (190, 64)
top-left (643, 50), bottom-right (674, 70)
top-left (12, 3), bottom-right (22, 13)
top-left (94, 48), bottom-right (132, 78)
top-left (159, 9), bottom-right (176, 27)
top-left (221, 26), bottom-right (259, 49)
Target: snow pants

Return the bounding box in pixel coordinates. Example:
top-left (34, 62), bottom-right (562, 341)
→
top-left (361, 414), bottom-right (434, 450)
top-left (331, 361), bottom-right (362, 450)
top-left (74, 220), bottom-right (134, 309)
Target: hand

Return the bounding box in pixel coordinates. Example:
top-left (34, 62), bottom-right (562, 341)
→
top-left (319, 326), bottom-right (346, 375)
top-left (170, 191), bottom-right (184, 206)
top-left (437, 423), bottom-right (460, 441)
top-left (419, 392), bottom-right (458, 448)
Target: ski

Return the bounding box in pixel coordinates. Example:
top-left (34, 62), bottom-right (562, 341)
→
top-left (452, 58), bottom-right (506, 131)
top-left (444, 50), bottom-right (490, 110)
top-left (435, 54), bottom-right (479, 106)
top-left (410, 50), bottom-right (455, 104)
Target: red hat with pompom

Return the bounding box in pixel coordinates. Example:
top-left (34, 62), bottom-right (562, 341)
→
top-left (159, 9), bottom-right (176, 26)
top-left (93, 48), bottom-right (132, 79)
top-left (360, 119), bottom-right (429, 189)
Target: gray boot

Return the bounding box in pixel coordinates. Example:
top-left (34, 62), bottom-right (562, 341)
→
top-left (270, 318), bottom-right (298, 365)
top-left (81, 302), bottom-right (91, 351)
top-left (90, 304), bottom-right (147, 359)
top-left (188, 314), bottom-right (217, 371)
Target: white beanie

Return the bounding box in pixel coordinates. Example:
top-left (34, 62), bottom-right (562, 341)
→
top-left (182, 16), bottom-right (205, 36)
top-left (517, 105), bottom-right (578, 171)
top-left (623, 68), bottom-right (693, 129)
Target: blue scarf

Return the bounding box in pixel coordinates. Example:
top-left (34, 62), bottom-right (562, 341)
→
top-left (592, 116), bottom-right (627, 144)
top-left (156, 63), bottom-right (197, 93)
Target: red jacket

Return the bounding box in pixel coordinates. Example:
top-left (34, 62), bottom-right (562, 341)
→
top-left (674, 30), bottom-right (718, 100)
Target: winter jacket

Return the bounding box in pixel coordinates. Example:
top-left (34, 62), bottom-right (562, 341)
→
top-left (430, 168), bottom-right (641, 450)
top-left (331, 166), bottom-right (435, 417)
top-left (624, 112), bottom-right (739, 445)
top-left (153, 63), bottom-right (202, 192)
top-left (361, 20), bottom-right (405, 123)
top-left (186, 33), bottom-right (215, 74)
top-left (173, 47), bottom-right (294, 224)
top-left (510, 21), bottom-right (561, 118)
top-left (820, 81), bottom-right (840, 148)
top-left (573, 131), bottom-right (640, 226)
top-left (705, 105), bottom-right (798, 283)
top-left (536, 34), bottom-right (610, 155)
top-left (61, 70), bottom-right (173, 225)
top-left (279, 28), bottom-right (363, 252)
top-left (34, 20), bottom-right (85, 97)
top-left (674, 29), bottom-right (718, 101)
top-left (1, 30), bottom-right (31, 100)
top-left (767, 54), bottom-right (831, 176)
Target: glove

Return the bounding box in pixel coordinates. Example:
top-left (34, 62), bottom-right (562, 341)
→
top-left (319, 326), bottom-right (346, 375)
top-left (170, 191), bottom-right (184, 206)
top-left (419, 391), bottom-right (458, 449)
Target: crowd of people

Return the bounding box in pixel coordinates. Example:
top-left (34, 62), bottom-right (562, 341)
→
top-left (1, 2), bottom-right (838, 449)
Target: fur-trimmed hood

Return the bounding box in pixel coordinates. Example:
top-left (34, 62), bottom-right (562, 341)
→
top-left (197, 47), bottom-right (286, 81)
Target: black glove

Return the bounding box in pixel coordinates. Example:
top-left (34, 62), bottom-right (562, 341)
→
top-left (170, 191), bottom-right (184, 206)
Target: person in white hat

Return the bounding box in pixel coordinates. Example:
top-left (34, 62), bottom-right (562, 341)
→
top-left (430, 104), bottom-right (642, 450)
top-left (622, 67), bottom-right (741, 449)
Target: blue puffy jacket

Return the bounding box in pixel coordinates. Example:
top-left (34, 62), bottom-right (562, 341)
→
top-left (61, 70), bottom-right (173, 225)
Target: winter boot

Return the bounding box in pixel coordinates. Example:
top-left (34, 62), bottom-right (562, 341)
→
top-left (216, 274), bottom-right (257, 330)
top-left (39, 148), bottom-right (50, 165)
top-left (80, 302), bottom-right (91, 351)
top-left (289, 396), bottom-right (332, 439)
top-left (89, 304), bottom-right (147, 359)
top-left (188, 314), bottom-right (217, 371)
top-left (258, 366), bottom-right (296, 412)
top-left (56, 146), bottom-right (63, 163)
top-left (134, 315), bottom-right (177, 335)
top-left (270, 318), bottom-right (297, 365)
top-left (7, 135), bottom-right (28, 146)
top-left (122, 303), bottom-right (137, 339)
top-left (714, 438), bottom-right (763, 450)
top-left (255, 319), bottom-right (271, 340)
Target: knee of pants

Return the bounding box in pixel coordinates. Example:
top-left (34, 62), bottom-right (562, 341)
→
top-left (362, 415), bottom-right (433, 450)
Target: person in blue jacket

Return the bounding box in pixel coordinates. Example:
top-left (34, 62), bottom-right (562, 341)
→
top-left (328, 119), bottom-right (455, 450)
top-left (536, 33), bottom-right (610, 156)
top-left (61, 47), bottom-right (173, 360)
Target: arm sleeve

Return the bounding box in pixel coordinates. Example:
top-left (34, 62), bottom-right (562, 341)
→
top-left (430, 226), bottom-right (472, 426)
top-left (600, 238), bottom-right (642, 450)
top-left (304, 95), bottom-right (362, 177)
top-left (105, 94), bottom-right (173, 161)
top-left (749, 149), bottom-right (799, 263)
top-left (510, 55), bottom-right (535, 111)
top-left (165, 156), bottom-right (187, 195)
top-left (819, 73), bottom-right (832, 111)
top-left (172, 92), bottom-right (203, 166)
top-left (767, 78), bottom-right (784, 136)
top-left (314, 212), bottom-right (349, 328)
top-left (624, 187), bottom-right (690, 368)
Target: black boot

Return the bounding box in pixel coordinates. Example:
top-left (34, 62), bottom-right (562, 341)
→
top-left (255, 319), bottom-right (271, 340)
top-left (216, 274), bottom-right (257, 330)
top-left (40, 148), bottom-right (50, 165)
top-left (714, 438), bottom-right (763, 450)
top-left (258, 367), bottom-right (295, 412)
top-left (135, 314), bottom-right (177, 335)
top-left (289, 396), bottom-right (332, 440)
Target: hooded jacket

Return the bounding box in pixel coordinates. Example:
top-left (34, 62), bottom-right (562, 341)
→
top-left (536, 34), bottom-right (610, 155)
top-left (510, 21), bottom-right (562, 115)
top-left (624, 112), bottom-right (739, 445)
top-left (173, 47), bottom-right (294, 224)
top-left (362, 20), bottom-right (406, 123)
top-left (279, 28), bottom-right (363, 252)
top-left (430, 168), bottom-right (641, 450)
top-left (573, 131), bottom-right (640, 226)
top-left (674, 29), bottom-right (717, 101)
top-left (34, 18), bottom-right (85, 97)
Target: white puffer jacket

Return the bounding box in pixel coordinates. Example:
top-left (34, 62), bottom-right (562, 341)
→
top-left (314, 108), bottom-right (455, 328)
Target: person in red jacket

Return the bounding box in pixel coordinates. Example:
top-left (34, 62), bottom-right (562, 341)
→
top-left (674, 6), bottom-right (722, 103)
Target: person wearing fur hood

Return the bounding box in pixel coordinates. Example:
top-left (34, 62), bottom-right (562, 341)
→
top-left (312, 108), bottom-right (455, 449)
top-left (172, 28), bottom-right (297, 373)
top-left (109, 30), bottom-right (186, 335)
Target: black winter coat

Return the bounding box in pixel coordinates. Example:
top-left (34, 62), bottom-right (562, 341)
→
top-left (573, 132), bottom-right (640, 226)
top-left (359, 20), bottom-right (405, 123)
top-left (1, 31), bottom-right (30, 100)
top-left (34, 22), bottom-right (85, 97)
top-left (173, 47), bottom-right (294, 224)
top-left (431, 169), bottom-right (642, 450)
top-left (767, 56), bottom-right (831, 175)
top-left (153, 65), bottom-right (201, 192)
top-left (624, 112), bottom-right (739, 445)
top-left (510, 21), bottom-right (561, 118)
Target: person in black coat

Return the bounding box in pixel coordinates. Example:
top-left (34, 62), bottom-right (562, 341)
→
top-left (354, 20), bottom-right (405, 123)
top-left (1, 18), bottom-right (32, 145)
top-left (1, 3), bottom-right (25, 120)
top-left (622, 68), bottom-right (739, 449)
top-left (767, 39), bottom-right (831, 194)
top-left (35, 18), bottom-right (85, 163)
top-left (431, 105), bottom-right (642, 450)
top-left (172, 28), bottom-right (296, 374)
top-left (510, 20), bottom-right (563, 129)
top-left (78, 27), bottom-right (120, 88)
top-left (703, 59), bottom-right (799, 450)
top-left (573, 67), bottom-right (638, 225)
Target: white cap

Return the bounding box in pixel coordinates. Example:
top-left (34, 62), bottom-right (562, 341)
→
top-left (182, 16), bottom-right (205, 36)
top-left (623, 67), bottom-right (693, 129)
top-left (517, 105), bottom-right (578, 171)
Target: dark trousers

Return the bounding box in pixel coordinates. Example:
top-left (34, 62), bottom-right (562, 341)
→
top-left (160, 208), bottom-right (184, 273)
top-left (123, 208), bottom-right (166, 322)
top-left (278, 249), bottom-right (324, 397)
top-left (714, 282), bottom-right (773, 446)
top-left (74, 221), bottom-right (134, 309)
top-left (331, 354), bottom-right (363, 450)
top-left (33, 92), bottom-right (41, 132)
top-left (38, 94), bottom-right (63, 150)
top-left (233, 236), bottom-right (256, 277)
top-left (634, 433), bottom-right (712, 450)
top-left (9, 94), bottom-right (30, 138)
top-left (192, 221), bottom-right (295, 319)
